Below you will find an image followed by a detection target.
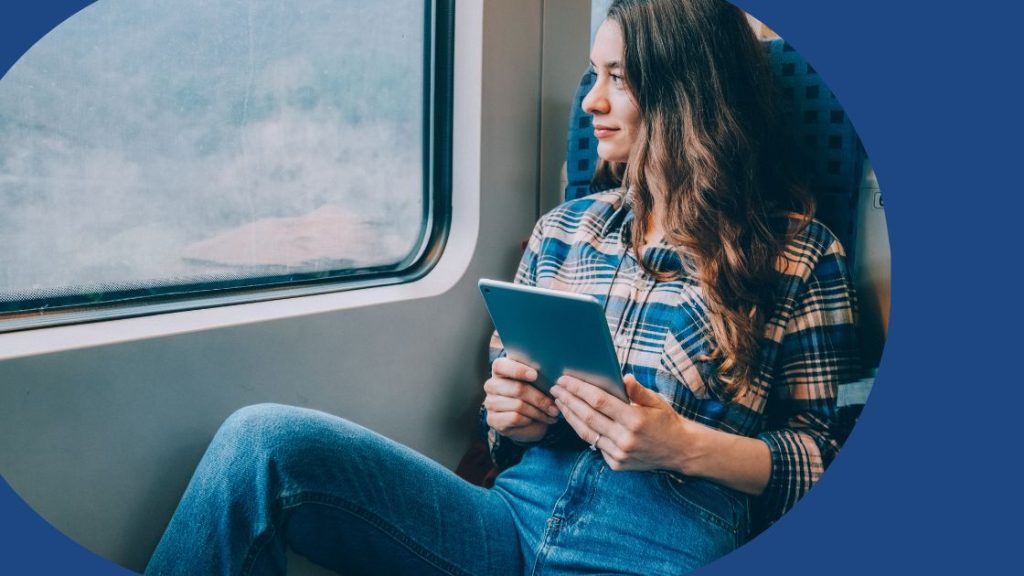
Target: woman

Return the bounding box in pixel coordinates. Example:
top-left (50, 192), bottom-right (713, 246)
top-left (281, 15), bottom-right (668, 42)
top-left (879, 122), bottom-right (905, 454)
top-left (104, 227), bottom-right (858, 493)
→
top-left (146, 1), bottom-right (859, 574)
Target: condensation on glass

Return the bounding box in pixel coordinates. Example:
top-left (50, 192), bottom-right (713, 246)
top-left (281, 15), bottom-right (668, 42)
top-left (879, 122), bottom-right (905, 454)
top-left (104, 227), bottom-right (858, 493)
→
top-left (0, 0), bottom-right (433, 320)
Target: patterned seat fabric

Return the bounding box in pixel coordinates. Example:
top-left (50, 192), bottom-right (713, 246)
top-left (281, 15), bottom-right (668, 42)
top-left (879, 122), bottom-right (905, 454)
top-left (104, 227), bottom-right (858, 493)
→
top-left (766, 38), bottom-right (864, 260)
top-left (564, 69), bottom-right (599, 202)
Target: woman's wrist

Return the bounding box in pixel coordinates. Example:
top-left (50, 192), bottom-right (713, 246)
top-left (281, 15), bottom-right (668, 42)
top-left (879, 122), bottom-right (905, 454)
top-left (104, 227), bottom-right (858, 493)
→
top-left (670, 415), bottom-right (772, 496)
top-left (670, 414), bottom-right (709, 477)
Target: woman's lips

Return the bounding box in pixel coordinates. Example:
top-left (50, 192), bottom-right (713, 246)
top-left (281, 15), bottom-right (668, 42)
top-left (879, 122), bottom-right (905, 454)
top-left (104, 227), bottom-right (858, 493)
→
top-left (593, 125), bottom-right (619, 139)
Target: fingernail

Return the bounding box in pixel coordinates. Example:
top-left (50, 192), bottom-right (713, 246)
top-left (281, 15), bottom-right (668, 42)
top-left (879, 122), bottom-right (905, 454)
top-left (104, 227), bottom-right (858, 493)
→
top-left (546, 404), bottom-right (560, 417)
top-left (526, 369), bottom-right (538, 381)
top-left (550, 385), bottom-right (561, 397)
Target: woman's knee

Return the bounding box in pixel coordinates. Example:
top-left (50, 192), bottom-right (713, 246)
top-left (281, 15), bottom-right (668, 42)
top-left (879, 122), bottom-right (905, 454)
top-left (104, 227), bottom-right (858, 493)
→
top-left (218, 402), bottom-right (295, 438)
top-left (209, 404), bottom-right (317, 461)
top-left (213, 403), bottom-right (369, 464)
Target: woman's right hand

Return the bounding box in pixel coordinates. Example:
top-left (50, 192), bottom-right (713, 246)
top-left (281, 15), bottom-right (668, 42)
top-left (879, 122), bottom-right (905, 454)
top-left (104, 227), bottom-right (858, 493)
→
top-left (484, 357), bottom-right (561, 444)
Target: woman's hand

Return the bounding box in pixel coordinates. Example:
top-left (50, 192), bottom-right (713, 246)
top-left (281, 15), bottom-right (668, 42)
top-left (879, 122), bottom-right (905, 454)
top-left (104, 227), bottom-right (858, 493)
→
top-left (484, 357), bottom-right (561, 444)
top-left (550, 374), bottom-right (698, 473)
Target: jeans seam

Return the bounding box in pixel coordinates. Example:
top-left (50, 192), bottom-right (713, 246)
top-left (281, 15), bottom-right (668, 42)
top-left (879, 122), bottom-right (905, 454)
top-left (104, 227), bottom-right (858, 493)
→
top-left (530, 517), bottom-right (560, 576)
top-left (530, 451), bottom-right (605, 576)
top-left (240, 525), bottom-right (279, 576)
top-left (529, 451), bottom-right (589, 576)
top-left (277, 491), bottom-right (471, 576)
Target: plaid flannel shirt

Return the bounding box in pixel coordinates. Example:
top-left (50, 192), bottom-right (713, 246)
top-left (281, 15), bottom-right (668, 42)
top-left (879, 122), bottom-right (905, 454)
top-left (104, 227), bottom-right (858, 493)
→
top-left (482, 188), bottom-right (861, 521)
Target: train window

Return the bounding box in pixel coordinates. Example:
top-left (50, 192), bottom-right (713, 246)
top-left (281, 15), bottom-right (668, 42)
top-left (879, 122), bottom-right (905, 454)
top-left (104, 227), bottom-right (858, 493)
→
top-left (0, 0), bottom-right (453, 331)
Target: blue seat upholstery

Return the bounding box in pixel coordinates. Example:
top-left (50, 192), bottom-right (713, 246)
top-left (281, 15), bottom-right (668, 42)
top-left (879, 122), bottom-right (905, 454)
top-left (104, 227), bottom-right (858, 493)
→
top-left (565, 69), bottom-right (599, 203)
top-left (765, 39), bottom-right (864, 259)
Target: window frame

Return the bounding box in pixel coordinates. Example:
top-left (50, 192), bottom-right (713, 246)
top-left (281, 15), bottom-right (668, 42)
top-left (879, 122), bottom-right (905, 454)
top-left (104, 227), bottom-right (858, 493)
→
top-left (0, 0), bottom-right (455, 334)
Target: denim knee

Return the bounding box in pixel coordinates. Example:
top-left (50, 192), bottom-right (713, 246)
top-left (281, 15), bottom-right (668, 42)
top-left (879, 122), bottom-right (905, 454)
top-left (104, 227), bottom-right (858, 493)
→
top-left (219, 402), bottom-right (298, 435)
top-left (211, 404), bottom-right (371, 473)
top-left (204, 404), bottom-right (316, 472)
top-left (216, 403), bottom-right (291, 446)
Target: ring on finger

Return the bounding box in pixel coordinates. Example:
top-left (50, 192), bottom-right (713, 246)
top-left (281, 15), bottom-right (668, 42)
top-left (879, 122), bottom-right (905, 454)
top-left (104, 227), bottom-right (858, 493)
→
top-left (589, 433), bottom-right (602, 451)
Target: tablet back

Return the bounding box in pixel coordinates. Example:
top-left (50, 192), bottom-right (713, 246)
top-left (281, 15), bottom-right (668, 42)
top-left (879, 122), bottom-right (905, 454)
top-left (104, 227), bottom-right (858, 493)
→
top-left (479, 279), bottom-right (626, 402)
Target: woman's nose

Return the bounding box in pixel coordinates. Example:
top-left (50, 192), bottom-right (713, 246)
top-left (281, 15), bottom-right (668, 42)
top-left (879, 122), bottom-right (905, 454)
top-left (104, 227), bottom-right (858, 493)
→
top-left (581, 80), bottom-right (608, 115)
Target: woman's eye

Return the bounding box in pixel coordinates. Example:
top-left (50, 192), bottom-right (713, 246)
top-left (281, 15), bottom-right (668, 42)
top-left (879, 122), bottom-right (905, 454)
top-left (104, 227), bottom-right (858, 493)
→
top-left (610, 74), bottom-right (624, 85)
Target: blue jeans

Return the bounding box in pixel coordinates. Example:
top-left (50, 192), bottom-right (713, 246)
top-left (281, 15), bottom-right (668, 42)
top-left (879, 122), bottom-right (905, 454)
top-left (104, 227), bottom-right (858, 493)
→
top-left (146, 404), bottom-right (747, 576)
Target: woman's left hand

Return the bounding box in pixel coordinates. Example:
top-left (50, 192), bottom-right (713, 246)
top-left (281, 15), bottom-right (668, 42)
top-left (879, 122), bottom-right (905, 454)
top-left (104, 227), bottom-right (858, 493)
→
top-left (550, 374), bottom-right (696, 473)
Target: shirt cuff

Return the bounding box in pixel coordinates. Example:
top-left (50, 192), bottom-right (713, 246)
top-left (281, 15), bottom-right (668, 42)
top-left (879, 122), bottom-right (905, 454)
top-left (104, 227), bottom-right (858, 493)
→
top-left (755, 429), bottom-right (819, 520)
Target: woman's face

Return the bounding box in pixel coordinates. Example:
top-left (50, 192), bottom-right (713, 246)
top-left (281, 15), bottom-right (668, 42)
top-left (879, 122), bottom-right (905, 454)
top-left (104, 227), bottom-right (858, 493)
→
top-left (582, 20), bottom-right (641, 164)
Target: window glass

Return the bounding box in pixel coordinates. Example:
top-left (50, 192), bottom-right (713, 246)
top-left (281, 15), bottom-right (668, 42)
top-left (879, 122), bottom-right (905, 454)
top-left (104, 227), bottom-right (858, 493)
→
top-left (0, 0), bottom-right (437, 320)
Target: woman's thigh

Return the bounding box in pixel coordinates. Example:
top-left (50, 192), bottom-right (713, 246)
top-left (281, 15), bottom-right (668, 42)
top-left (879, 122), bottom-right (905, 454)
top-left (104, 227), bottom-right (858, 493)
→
top-left (148, 404), bottom-right (523, 576)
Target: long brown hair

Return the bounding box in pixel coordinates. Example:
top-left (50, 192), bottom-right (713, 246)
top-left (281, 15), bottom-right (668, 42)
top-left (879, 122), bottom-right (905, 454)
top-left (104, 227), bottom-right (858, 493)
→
top-left (599, 0), bottom-right (813, 399)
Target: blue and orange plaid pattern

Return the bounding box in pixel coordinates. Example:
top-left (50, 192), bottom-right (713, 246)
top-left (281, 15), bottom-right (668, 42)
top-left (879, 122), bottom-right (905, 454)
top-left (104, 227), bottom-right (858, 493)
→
top-left (483, 187), bottom-right (861, 521)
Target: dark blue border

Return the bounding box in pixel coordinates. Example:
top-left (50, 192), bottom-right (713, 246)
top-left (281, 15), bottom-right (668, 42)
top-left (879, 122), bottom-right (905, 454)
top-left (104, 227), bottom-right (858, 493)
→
top-left (2, 1), bottom-right (1019, 574)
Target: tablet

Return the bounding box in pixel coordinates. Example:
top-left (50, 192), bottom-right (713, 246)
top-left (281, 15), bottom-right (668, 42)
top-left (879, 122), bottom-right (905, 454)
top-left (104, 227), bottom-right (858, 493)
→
top-left (479, 279), bottom-right (627, 402)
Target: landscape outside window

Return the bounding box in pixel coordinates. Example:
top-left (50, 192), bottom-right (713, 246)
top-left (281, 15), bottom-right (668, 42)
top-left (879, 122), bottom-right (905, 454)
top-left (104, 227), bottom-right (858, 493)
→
top-left (0, 0), bottom-right (428, 314)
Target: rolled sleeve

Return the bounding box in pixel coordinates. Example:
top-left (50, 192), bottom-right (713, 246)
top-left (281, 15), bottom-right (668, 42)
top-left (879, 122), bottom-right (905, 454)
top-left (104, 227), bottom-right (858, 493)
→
top-left (757, 236), bottom-right (861, 519)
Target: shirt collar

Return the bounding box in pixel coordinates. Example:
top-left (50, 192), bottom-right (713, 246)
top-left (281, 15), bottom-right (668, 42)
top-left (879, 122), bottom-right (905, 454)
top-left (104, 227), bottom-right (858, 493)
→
top-left (603, 188), bottom-right (685, 277)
